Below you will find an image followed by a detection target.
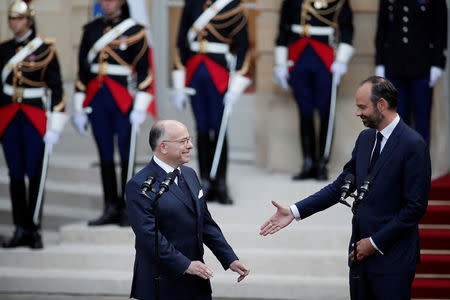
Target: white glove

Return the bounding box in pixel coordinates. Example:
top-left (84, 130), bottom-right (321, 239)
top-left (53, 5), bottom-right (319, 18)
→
top-left (330, 61), bottom-right (348, 85)
top-left (170, 92), bottom-right (189, 112)
top-left (375, 65), bottom-right (385, 78)
top-left (223, 91), bottom-right (240, 107)
top-left (43, 130), bottom-right (60, 154)
top-left (272, 65), bottom-right (290, 90)
top-left (72, 113), bottom-right (88, 136)
top-left (129, 109), bottom-right (146, 132)
top-left (429, 66), bottom-right (443, 87)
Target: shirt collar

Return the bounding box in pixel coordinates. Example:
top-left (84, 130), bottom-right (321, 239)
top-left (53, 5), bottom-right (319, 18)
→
top-left (378, 114), bottom-right (400, 140)
top-left (15, 29), bottom-right (33, 43)
top-left (153, 155), bottom-right (181, 174)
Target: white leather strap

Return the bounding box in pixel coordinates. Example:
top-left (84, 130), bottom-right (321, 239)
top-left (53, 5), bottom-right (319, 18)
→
top-left (1, 37), bottom-right (44, 83)
top-left (291, 24), bottom-right (335, 37)
top-left (189, 41), bottom-right (230, 54)
top-left (87, 18), bottom-right (137, 64)
top-left (187, 0), bottom-right (233, 43)
top-left (90, 63), bottom-right (132, 76)
top-left (3, 84), bottom-right (45, 99)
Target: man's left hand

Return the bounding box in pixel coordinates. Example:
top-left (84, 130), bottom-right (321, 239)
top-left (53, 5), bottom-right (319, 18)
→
top-left (229, 260), bottom-right (250, 282)
top-left (349, 237), bottom-right (376, 261)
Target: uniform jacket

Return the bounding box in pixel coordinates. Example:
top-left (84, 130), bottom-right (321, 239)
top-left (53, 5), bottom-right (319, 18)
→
top-left (0, 31), bottom-right (64, 138)
top-left (295, 119), bottom-right (431, 274)
top-left (375, 0), bottom-right (448, 79)
top-left (76, 13), bottom-right (152, 112)
top-left (276, 0), bottom-right (353, 48)
top-left (125, 159), bottom-right (238, 300)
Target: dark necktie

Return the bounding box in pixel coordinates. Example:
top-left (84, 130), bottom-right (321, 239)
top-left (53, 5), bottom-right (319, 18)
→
top-left (368, 132), bottom-right (383, 172)
top-left (173, 169), bottom-right (196, 212)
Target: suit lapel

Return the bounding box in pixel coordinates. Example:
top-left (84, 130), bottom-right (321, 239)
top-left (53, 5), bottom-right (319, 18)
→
top-left (358, 129), bottom-right (376, 183)
top-left (369, 119), bottom-right (405, 179)
top-left (181, 166), bottom-right (201, 216)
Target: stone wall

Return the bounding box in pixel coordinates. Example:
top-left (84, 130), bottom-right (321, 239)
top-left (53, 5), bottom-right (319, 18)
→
top-left (254, 0), bottom-right (450, 178)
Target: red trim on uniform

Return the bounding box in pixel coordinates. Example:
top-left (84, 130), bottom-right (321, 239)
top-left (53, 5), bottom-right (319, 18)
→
top-left (0, 104), bottom-right (46, 139)
top-left (84, 76), bottom-right (133, 115)
top-left (0, 104), bottom-right (21, 139)
top-left (186, 54), bottom-right (229, 95)
top-left (21, 104), bottom-right (47, 137)
top-left (147, 47), bottom-right (157, 119)
top-left (288, 38), bottom-right (334, 73)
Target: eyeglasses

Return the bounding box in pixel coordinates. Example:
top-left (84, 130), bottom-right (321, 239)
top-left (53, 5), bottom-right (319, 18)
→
top-left (162, 136), bottom-right (194, 146)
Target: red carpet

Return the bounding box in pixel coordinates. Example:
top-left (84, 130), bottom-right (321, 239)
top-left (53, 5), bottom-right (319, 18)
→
top-left (412, 174), bottom-right (450, 299)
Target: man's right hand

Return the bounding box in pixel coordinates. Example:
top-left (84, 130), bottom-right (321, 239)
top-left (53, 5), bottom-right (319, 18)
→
top-left (72, 113), bottom-right (88, 136)
top-left (272, 65), bottom-right (289, 90)
top-left (170, 91), bottom-right (188, 112)
top-left (185, 261), bottom-right (213, 280)
top-left (259, 200), bottom-right (294, 236)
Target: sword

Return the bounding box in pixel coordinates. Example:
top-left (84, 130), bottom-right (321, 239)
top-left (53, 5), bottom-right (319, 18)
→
top-left (323, 72), bottom-right (339, 161)
top-left (127, 123), bottom-right (138, 182)
top-left (33, 90), bottom-right (52, 225)
top-left (209, 103), bottom-right (232, 180)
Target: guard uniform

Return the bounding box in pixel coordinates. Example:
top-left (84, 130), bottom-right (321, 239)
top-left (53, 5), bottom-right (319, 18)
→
top-left (174, 0), bottom-right (250, 204)
top-left (275, 0), bottom-right (354, 180)
top-left (0, 21), bottom-right (65, 247)
top-left (74, 7), bottom-right (153, 226)
top-left (375, 0), bottom-right (447, 145)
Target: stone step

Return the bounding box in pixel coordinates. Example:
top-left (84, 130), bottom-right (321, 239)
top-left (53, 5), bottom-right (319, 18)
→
top-left (0, 267), bottom-right (348, 300)
top-left (60, 222), bottom-right (350, 250)
top-left (0, 244), bottom-right (348, 277)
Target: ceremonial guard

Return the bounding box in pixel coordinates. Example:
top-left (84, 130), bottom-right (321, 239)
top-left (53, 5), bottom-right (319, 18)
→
top-left (273, 0), bottom-right (354, 180)
top-left (0, 0), bottom-right (66, 248)
top-left (172, 0), bottom-right (251, 204)
top-left (375, 0), bottom-right (447, 146)
top-left (72, 0), bottom-right (153, 226)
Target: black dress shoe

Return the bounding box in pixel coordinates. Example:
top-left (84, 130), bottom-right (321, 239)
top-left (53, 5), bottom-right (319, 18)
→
top-left (88, 206), bottom-right (121, 226)
top-left (29, 230), bottom-right (43, 249)
top-left (119, 209), bottom-right (130, 227)
top-left (2, 227), bottom-right (31, 248)
top-left (292, 158), bottom-right (316, 180)
top-left (315, 159), bottom-right (328, 181)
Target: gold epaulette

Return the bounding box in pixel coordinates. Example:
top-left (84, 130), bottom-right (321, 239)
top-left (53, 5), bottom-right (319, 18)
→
top-left (37, 34), bottom-right (56, 45)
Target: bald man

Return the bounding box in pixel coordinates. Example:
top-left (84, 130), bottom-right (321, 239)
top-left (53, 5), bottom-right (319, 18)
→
top-left (125, 120), bottom-right (249, 300)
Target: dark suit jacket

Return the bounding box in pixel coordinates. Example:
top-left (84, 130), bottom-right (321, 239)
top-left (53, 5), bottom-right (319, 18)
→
top-left (125, 159), bottom-right (238, 300)
top-left (375, 0), bottom-right (447, 79)
top-left (295, 119), bottom-right (430, 274)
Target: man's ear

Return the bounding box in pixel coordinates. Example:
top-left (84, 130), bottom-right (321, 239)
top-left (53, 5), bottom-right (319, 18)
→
top-left (377, 98), bottom-right (388, 112)
top-left (159, 142), bottom-right (167, 154)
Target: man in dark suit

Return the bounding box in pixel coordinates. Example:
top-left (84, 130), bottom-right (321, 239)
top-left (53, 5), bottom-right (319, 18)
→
top-left (125, 119), bottom-right (249, 300)
top-left (260, 76), bottom-right (431, 299)
top-left (375, 0), bottom-right (447, 146)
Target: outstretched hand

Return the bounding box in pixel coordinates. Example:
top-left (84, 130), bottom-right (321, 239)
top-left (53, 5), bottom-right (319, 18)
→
top-left (259, 200), bottom-right (294, 236)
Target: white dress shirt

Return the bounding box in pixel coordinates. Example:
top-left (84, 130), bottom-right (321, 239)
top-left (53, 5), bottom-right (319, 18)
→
top-left (153, 155), bottom-right (180, 185)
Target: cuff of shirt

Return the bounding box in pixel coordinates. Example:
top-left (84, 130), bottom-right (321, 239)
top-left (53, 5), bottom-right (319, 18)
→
top-left (370, 237), bottom-right (384, 255)
top-left (290, 205), bottom-right (301, 221)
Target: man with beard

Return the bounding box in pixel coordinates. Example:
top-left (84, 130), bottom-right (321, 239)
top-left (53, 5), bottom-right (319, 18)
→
top-left (260, 76), bottom-right (430, 299)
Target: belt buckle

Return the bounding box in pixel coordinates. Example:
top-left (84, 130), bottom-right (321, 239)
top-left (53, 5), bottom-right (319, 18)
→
top-left (199, 40), bottom-right (208, 53)
top-left (14, 87), bottom-right (25, 103)
top-left (99, 62), bottom-right (108, 76)
top-left (302, 24), bottom-right (311, 37)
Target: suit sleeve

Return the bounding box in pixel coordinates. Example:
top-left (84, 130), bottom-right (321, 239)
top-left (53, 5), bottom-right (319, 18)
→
top-left (202, 201), bottom-right (238, 270)
top-left (130, 28), bottom-right (152, 92)
top-left (371, 140), bottom-right (430, 253)
top-left (76, 27), bottom-right (90, 92)
top-left (125, 179), bottom-right (191, 279)
top-left (43, 45), bottom-right (65, 112)
top-left (338, 0), bottom-right (354, 45)
top-left (430, 0), bottom-right (447, 68)
top-left (275, 0), bottom-right (291, 46)
top-left (295, 133), bottom-right (359, 219)
top-left (375, 0), bottom-right (387, 66)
